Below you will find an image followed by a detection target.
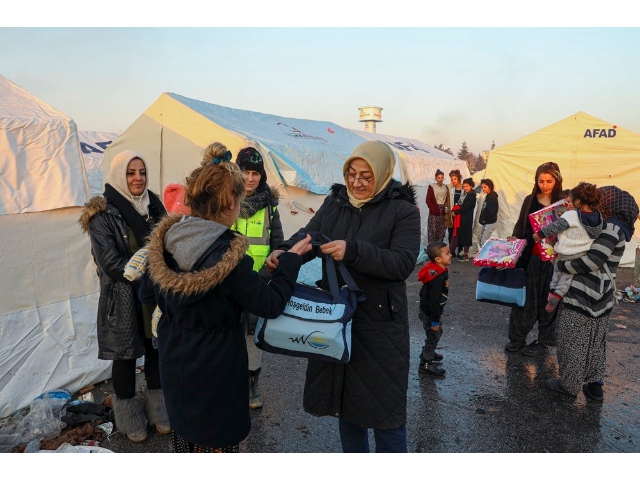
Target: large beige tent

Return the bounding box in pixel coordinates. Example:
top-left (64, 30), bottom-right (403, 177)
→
top-left (485, 111), bottom-right (640, 267)
top-left (104, 93), bottom-right (469, 255)
top-left (0, 76), bottom-right (110, 418)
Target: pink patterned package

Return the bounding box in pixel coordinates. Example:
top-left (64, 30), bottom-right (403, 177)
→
top-left (473, 238), bottom-right (528, 269)
top-left (528, 199), bottom-right (570, 261)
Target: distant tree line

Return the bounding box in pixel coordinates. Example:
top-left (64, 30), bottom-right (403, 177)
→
top-left (434, 140), bottom-right (495, 175)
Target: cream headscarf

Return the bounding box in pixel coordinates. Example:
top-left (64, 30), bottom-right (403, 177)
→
top-left (343, 141), bottom-right (396, 209)
top-left (105, 150), bottom-right (150, 216)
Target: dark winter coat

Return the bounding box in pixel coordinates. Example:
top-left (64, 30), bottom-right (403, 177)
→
top-left (479, 191), bottom-right (499, 225)
top-left (146, 214), bottom-right (303, 448)
top-left (418, 262), bottom-right (449, 326)
top-left (512, 194), bottom-right (546, 270)
top-left (277, 180), bottom-right (421, 429)
top-left (79, 193), bottom-right (164, 360)
top-left (452, 190), bottom-right (476, 247)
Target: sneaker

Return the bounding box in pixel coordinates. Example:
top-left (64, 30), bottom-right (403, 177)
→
top-left (521, 340), bottom-right (549, 356)
top-left (456, 254), bottom-right (469, 262)
top-left (504, 340), bottom-right (525, 352)
top-left (418, 361), bottom-right (446, 376)
top-left (582, 383), bottom-right (603, 402)
top-left (544, 378), bottom-right (577, 398)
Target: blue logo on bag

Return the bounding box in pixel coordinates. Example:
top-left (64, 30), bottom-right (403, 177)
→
top-left (289, 331), bottom-right (329, 350)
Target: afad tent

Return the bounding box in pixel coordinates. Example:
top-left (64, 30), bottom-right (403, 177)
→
top-left (0, 75), bottom-right (109, 418)
top-left (103, 92), bottom-right (469, 252)
top-left (485, 111), bottom-right (640, 267)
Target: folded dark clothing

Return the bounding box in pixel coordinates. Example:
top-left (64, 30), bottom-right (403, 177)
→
top-left (61, 403), bottom-right (114, 427)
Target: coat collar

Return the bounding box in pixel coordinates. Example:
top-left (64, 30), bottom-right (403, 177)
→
top-left (147, 214), bottom-right (249, 298)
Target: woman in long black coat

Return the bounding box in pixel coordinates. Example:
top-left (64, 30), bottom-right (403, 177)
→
top-left (265, 140), bottom-right (421, 453)
top-left (450, 178), bottom-right (477, 261)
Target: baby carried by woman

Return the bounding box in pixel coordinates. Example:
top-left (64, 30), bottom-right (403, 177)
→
top-left (533, 182), bottom-right (603, 312)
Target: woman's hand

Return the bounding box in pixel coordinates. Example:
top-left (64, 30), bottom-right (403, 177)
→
top-left (532, 233), bottom-right (541, 243)
top-left (320, 240), bottom-right (347, 262)
top-left (265, 249), bottom-right (286, 271)
top-left (288, 234), bottom-right (313, 256)
top-left (506, 236), bottom-right (517, 241)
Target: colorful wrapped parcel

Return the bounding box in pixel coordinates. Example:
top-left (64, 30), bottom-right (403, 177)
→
top-left (528, 199), bottom-right (570, 261)
top-left (473, 238), bottom-right (527, 269)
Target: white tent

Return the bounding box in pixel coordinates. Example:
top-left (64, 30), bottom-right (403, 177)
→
top-left (349, 130), bottom-right (470, 249)
top-left (104, 93), bottom-right (469, 255)
top-left (78, 131), bottom-right (119, 197)
top-left (0, 76), bottom-right (109, 418)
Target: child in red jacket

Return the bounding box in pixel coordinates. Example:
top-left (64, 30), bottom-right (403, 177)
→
top-left (418, 241), bottom-right (453, 376)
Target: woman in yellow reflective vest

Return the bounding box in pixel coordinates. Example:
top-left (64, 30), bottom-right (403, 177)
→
top-left (232, 147), bottom-right (284, 409)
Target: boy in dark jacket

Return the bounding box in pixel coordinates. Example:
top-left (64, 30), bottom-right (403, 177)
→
top-left (418, 241), bottom-right (452, 376)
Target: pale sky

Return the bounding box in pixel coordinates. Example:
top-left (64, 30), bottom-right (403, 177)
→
top-left (3, 4), bottom-right (639, 156)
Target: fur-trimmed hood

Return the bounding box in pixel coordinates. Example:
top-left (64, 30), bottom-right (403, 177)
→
top-left (329, 180), bottom-right (417, 207)
top-left (78, 196), bottom-right (110, 233)
top-left (147, 214), bottom-right (249, 302)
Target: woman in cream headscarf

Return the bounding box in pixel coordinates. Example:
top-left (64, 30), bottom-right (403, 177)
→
top-left (266, 140), bottom-right (421, 453)
top-left (79, 150), bottom-right (168, 443)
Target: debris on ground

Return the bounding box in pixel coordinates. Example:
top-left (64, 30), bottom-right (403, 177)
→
top-left (616, 286), bottom-right (640, 302)
top-left (0, 389), bottom-right (115, 453)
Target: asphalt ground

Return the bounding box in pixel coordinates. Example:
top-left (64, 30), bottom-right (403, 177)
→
top-left (74, 260), bottom-right (640, 455)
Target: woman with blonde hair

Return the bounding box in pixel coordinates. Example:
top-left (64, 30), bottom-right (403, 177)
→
top-left (146, 142), bottom-right (311, 453)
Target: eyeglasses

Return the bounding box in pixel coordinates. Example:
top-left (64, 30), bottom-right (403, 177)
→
top-left (344, 173), bottom-right (374, 186)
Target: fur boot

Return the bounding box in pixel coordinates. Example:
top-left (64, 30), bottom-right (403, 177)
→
top-left (144, 389), bottom-right (171, 435)
top-left (249, 368), bottom-right (263, 410)
top-left (112, 394), bottom-right (147, 442)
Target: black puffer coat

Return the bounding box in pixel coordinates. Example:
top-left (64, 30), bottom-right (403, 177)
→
top-left (79, 193), bottom-right (163, 360)
top-left (277, 180), bottom-right (421, 429)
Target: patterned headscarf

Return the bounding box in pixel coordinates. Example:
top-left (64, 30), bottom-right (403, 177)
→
top-left (598, 185), bottom-right (639, 239)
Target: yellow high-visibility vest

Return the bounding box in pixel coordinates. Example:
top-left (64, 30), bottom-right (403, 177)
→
top-left (232, 206), bottom-right (274, 272)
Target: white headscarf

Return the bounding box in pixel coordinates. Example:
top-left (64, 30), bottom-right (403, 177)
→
top-left (105, 150), bottom-right (150, 216)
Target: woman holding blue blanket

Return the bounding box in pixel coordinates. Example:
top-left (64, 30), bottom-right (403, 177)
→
top-left (266, 140), bottom-right (421, 453)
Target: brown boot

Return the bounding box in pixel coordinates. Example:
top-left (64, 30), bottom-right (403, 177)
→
top-left (249, 368), bottom-right (263, 410)
top-left (112, 394), bottom-right (147, 442)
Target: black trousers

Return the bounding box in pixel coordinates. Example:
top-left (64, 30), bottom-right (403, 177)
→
top-left (419, 311), bottom-right (443, 361)
top-left (508, 255), bottom-right (558, 346)
top-left (447, 227), bottom-right (463, 255)
top-left (112, 337), bottom-right (161, 398)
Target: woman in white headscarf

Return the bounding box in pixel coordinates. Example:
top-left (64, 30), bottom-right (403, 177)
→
top-left (266, 140), bottom-right (421, 453)
top-left (79, 150), bottom-right (168, 443)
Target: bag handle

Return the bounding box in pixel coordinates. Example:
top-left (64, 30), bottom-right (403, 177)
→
top-left (290, 231), bottom-right (365, 302)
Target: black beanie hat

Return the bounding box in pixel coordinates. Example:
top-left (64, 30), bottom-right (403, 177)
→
top-left (236, 147), bottom-right (267, 189)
